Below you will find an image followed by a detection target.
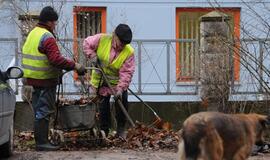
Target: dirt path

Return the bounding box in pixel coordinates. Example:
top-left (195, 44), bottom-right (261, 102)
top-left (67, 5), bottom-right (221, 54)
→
top-left (6, 149), bottom-right (270, 160)
top-left (8, 149), bottom-right (176, 160)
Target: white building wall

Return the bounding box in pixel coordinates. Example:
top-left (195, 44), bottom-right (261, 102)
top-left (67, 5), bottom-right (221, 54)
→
top-left (0, 0), bottom-right (269, 101)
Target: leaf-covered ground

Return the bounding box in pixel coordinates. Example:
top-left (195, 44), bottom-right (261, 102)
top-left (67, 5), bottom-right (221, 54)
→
top-left (13, 122), bottom-right (270, 160)
top-left (14, 122), bottom-right (179, 152)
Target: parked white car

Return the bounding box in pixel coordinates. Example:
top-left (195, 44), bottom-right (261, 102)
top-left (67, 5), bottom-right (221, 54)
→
top-left (0, 66), bottom-right (23, 158)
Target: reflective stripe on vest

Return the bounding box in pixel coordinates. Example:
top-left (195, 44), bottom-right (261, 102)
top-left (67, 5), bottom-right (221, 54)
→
top-left (22, 27), bottom-right (60, 79)
top-left (90, 34), bottom-right (134, 88)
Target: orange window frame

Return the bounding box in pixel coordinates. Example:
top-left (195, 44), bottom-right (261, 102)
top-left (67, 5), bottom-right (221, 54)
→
top-left (176, 7), bottom-right (240, 82)
top-left (73, 6), bottom-right (106, 79)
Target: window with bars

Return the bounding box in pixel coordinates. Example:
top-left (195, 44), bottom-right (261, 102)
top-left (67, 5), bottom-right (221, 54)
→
top-left (176, 8), bottom-right (240, 82)
top-left (76, 11), bottom-right (102, 39)
top-left (73, 7), bottom-right (106, 66)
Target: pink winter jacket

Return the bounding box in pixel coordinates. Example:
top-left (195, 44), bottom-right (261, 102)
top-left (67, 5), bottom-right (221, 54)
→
top-left (83, 33), bottom-right (135, 96)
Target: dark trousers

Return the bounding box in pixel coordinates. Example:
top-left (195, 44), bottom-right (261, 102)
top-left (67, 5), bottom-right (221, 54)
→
top-left (32, 87), bottom-right (56, 120)
top-left (31, 86), bottom-right (56, 146)
top-left (99, 90), bottom-right (128, 133)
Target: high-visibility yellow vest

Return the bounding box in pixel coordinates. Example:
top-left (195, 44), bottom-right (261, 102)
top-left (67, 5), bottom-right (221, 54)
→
top-left (22, 27), bottom-right (60, 79)
top-left (90, 34), bottom-right (134, 88)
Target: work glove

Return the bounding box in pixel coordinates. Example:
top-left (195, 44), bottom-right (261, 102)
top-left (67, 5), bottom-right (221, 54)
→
top-left (114, 90), bottom-right (122, 100)
top-left (74, 63), bottom-right (86, 75)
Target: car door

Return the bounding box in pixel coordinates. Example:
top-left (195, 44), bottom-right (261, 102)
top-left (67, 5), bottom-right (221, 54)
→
top-left (0, 82), bottom-right (16, 143)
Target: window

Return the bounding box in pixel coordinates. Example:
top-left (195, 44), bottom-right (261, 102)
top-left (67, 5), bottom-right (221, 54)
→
top-left (73, 6), bottom-right (106, 61)
top-left (176, 8), bottom-right (240, 82)
top-left (73, 6), bottom-right (106, 79)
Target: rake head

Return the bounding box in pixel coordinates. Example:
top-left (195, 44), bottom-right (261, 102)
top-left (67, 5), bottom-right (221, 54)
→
top-left (151, 116), bottom-right (172, 131)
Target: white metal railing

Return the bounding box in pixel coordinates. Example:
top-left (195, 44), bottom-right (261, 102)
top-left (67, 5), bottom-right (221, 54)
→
top-left (1, 38), bottom-right (270, 97)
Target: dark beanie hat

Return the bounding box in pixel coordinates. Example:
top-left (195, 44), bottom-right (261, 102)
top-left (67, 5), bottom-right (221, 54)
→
top-left (39, 6), bottom-right (58, 23)
top-left (115, 24), bottom-right (132, 44)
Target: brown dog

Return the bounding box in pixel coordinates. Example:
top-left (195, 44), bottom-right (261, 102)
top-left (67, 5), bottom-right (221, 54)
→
top-left (178, 112), bottom-right (270, 160)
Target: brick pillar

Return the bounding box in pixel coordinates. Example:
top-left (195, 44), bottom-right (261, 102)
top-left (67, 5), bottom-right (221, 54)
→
top-left (199, 11), bottom-right (232, 112)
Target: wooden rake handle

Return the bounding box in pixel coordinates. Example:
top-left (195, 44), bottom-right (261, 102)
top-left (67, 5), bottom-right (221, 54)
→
top-left (88, 64), bottom-right (135, 127)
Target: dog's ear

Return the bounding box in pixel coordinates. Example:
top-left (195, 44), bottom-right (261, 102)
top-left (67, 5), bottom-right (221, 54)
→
top-left (266, 116), bottom-right (270, 125)
top-left (259, 115), bottom-right (270, 128)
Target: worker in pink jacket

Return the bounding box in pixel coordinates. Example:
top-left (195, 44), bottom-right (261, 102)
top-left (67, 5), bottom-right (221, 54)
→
top-left (83, 24), bottom-right (135, 138)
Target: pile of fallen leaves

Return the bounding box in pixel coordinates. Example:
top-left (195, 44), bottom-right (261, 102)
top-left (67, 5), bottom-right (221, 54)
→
top-left (107, 122), bottom-right (179, 151)
top-left (14, 122), bottom-right (180, 151)
top-left (58, 97), bottom-right (90, 106)
top-left (14, 131), bottom-right (35, 151)
top-left (58, 96), bottom-right (100, 106)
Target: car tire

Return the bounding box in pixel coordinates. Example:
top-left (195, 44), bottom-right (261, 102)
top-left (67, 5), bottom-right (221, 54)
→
top-left (0, 120), bottom-right (14, 158)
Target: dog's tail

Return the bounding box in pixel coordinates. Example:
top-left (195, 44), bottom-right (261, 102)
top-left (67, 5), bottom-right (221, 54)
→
top-left (178, 139), bottom-right (198, 160)
top-left (181, 123), bottom-right (223, 160)
top-left (178, 131), bottom-right (203, 160)
top-left (177, 137), bottom-right (186, 160)
top-left (182, 124), bottom-right (206, 160)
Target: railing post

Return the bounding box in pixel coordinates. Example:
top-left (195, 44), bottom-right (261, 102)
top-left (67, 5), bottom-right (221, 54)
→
top-left (259, 41), bottom-right (264, 93)
top-left (229, 39), bottom-right (235, 94)
top-left (15, 38), bottom-right (19, 94)
top-left (166, 41), bottom-right (170, 94)
top-left (195, 41), bottom-right (199, 94)
top-left (138, 41), bottom-right (142, 94)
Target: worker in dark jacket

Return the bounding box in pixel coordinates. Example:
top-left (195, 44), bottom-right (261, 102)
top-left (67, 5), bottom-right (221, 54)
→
top-left (22, 6), bottom-right (85, 151)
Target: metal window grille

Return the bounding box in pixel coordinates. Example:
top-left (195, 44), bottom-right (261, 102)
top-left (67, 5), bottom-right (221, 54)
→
top-left (178, 11), bottom-right (234, 81)
top-left (76, 11), bottom-right (101, 39)
top-left (76, 11), bottom-right (102, 65)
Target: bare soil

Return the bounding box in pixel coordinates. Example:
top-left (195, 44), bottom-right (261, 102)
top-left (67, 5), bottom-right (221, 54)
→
top-left (8, 149), bottom-right (176, 160)
top-left (5, 149), bottom-right (270, 160)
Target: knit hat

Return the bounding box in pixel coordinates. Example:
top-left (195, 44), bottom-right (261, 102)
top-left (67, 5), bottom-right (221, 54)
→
top-left (39, 6), bottom-right (58, 23)
top-left (115, 24), bottom-right (132, 44)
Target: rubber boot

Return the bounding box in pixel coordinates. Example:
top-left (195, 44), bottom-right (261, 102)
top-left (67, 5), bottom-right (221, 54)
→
top-left (34, 119), bottom-right (59, 151)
